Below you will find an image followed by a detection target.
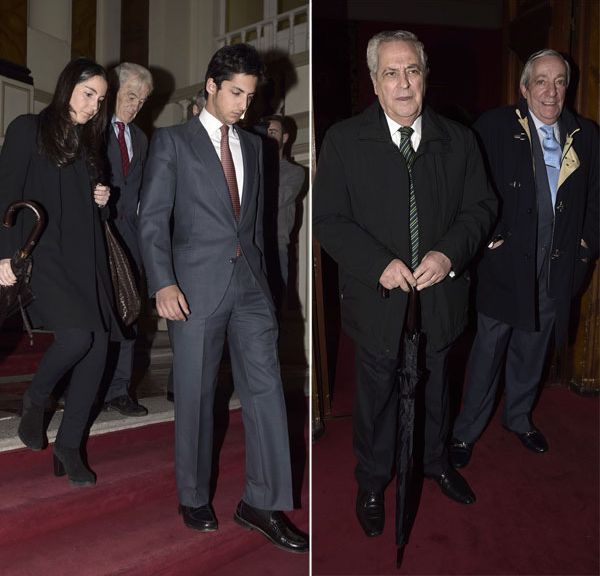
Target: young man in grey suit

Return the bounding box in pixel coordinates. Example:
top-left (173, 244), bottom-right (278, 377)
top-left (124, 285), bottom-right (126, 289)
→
top-left (138, 44), bottom-right (307, 554)
top-left (103, 62), bottom-right (153, 417)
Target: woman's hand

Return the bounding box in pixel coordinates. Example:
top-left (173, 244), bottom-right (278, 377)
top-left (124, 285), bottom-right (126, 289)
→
top-left (94, 184), bottom-right (110, 207)
top-left (0, 258), bottom-right (17, 286)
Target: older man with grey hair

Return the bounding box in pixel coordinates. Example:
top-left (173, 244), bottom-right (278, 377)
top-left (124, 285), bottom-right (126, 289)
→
top-left (102, 62), bottom-right (153, 417)
top-left (449, 49), bottom-right (599, 469)
top-left (314, 30), bottom-right (496, 538)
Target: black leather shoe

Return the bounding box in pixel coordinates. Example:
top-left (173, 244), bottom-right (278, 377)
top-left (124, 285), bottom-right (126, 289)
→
top-left (104, 395), bottom-right (148, 417)
top-left (427, 468), bottom-right (476, 504)
top-left (179, 504), bottom-right (218, 532)
top-left (356, 489), bottom-right (384, 536)
top-left (515, 429), bottom-right (549, 453)
top-left (234, 500), bottom-right (308, 554)
top-left (449, 438), bottom-right (474, 469)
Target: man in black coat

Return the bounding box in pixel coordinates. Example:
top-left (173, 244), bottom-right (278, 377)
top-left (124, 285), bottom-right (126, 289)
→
top-left (313, 30), bottom-right (497, 537)
top-left (449, 49), bottom-right (599, 468)
top-left (102, 63), bottom-right (153, 417)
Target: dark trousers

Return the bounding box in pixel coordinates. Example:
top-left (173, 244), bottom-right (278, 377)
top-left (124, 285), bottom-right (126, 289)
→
top-left (169, 255), bottom-right (293, 510)
top-left (103, 328), bottom-right (136, 402)
top-left (26, 329), bottom-right (109, 448)
top-left (453, 286), bottom-right (556, 442)
top-left (353, 340), bottom-right (451, 490)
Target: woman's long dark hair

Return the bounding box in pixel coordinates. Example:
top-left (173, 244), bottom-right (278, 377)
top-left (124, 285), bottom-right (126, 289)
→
top-left (38, 58), bottom-right (108, 180)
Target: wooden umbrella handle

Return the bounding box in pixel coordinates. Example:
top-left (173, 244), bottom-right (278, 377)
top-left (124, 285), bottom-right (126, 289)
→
top-left (3, 200), bottom-right (46, 262)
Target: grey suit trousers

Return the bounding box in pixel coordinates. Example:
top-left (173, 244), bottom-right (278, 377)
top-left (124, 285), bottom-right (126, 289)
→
top-left (169, 255), bottom-right (293, 510)
top-left (453, 282), bottom-right (556, 442)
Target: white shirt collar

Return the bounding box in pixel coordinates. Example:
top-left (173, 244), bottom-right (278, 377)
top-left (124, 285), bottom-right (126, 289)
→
top-left (199, 107), bottom-right (238, 139)
top-left (384, 113), bottom-right (422, 150)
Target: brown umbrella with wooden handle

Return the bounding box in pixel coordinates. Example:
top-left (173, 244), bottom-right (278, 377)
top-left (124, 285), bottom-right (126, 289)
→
top-left (0, 201), bottom-right (46, 335)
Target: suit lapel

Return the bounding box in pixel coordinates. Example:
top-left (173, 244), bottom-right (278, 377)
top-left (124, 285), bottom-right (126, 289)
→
top-left (129, 124), bottom-right (141, 173)
top-left (187, 119), bottom-right (237, 219)
top-left (238, 128), bottom-right (255, 222)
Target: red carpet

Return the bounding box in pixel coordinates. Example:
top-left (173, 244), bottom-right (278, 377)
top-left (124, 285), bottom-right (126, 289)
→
top-left (0, 410), bottom-right (308, 576)
top-left (0, 319), bottom-right (52, 377)
top-left (313, 334), bottom-right (599, 575)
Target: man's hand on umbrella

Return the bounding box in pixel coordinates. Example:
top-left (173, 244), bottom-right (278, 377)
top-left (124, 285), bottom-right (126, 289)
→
top-left (156, 284), bottom-right (190, 321)
top-left (414, 251), bottom-right (451, 290)
top-left (0, 259), bottom-right (17, 286)
top-left (379, 259), bottom-right (417, 293)
top-left (93, 184), bottom-right (110, 207)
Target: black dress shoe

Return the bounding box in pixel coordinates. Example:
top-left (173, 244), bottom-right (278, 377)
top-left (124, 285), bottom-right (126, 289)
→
top-left (449, 438), bottom-right (474, 469)
top-left (104, 395), bottom-right (148, 417)
top-left (427, 468), bottom-right (476, 505)
top-left (356, 489), bottom-right (384, 536)
top-left (233, 500), bottom-right (308, 554)
top-left (515, 429), bottom-right (549, 453)
top-left (179, 504), bottom-right (218, 532)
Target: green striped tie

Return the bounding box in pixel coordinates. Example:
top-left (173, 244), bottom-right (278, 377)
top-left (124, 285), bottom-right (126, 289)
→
top-left (398, 126), bottom-right (419, 270)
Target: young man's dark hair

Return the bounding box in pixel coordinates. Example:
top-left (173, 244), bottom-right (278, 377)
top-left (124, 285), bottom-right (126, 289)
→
top-left (203, 43), bottom-right (265, 98)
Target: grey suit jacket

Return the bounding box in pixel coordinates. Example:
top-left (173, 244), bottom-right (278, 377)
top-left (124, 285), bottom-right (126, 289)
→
top-left (138, 117), bottom-right (273, 318)
top-left (107, 122), bottom-right (148, 268)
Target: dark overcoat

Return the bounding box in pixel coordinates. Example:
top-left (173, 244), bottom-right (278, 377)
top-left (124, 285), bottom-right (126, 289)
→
top-left (473, 103), bottom-right (599, 344)
top-left (105, 121), bottom-right (147, 269)
top-left (314, 102), bottom-right (497, 357)
top-left (0, 114), bottom-right (117, 334)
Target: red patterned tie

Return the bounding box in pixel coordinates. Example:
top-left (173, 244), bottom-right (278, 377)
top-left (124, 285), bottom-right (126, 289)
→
top-left (220, 124), bottom-right (241, 256)
top-left (116, 121), bottom-right (130, 177)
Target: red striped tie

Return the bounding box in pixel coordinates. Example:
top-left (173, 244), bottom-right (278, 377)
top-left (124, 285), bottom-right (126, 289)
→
top-left (220, 124), bottom-right (241, 256)
top-left (116, 121), bottom-right (130, 177)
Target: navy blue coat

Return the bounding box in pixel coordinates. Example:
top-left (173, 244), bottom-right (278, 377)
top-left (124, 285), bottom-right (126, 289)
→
top-left (473, 103), bottom-right (599, 344)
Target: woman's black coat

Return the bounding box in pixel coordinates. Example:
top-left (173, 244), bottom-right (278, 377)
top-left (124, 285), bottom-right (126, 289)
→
top-left (0, 114), bottom-right (118, 336)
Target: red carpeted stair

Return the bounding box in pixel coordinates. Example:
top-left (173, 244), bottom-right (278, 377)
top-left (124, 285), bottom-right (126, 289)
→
top-left (0, 410), bottom-right (308, 576)
top-left (313, 332), bottom-right (599, 575)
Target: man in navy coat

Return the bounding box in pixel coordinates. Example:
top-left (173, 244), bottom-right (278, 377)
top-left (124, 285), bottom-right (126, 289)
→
top-left (450, 49), bottom-right (599, 469)
top-left (314, 30), bottom-right (497, 537)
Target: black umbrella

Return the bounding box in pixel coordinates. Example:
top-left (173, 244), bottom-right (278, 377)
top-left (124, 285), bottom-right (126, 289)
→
top-left (0, 201), bottom-right (46, 335)
top-left (378, 283), bottom-right (423, 567)
top-left (395, 287), bottom-right (422, 567)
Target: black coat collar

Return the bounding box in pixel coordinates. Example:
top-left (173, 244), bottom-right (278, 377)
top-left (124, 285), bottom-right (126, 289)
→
top-left (357, 101), bottom-right (451, 151)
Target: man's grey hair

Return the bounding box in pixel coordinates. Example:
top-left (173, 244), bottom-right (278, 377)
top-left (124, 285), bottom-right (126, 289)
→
top-left (114, 62), bottom-right (154, 94)
top-left (366, 31), bottom-right (429, 77)
top-left (520, 49), bottom-right (570, 88)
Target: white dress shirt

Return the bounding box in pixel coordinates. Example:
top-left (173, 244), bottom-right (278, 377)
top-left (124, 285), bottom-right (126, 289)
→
top-left (385, 114), bottom-right (423, 151)
top-left (199, 108), bottom-right (244, 201)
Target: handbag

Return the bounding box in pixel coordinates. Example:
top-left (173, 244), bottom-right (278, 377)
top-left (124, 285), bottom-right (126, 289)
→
top-left (104, 221), bottom-right (140, 326)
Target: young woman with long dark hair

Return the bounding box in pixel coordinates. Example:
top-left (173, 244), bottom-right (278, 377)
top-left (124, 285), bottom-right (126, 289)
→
top-left (0, 58), bottom-right (120, 486)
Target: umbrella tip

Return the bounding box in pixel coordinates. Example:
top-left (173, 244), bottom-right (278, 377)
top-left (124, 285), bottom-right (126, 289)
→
top-left (396, 545), bottom-right (405, 569)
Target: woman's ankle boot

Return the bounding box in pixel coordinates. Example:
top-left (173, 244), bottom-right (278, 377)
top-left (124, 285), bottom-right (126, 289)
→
top-left (53, 444), bottom-right (96, 487)
top-left (18, 395), bottom-right (48, 450)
